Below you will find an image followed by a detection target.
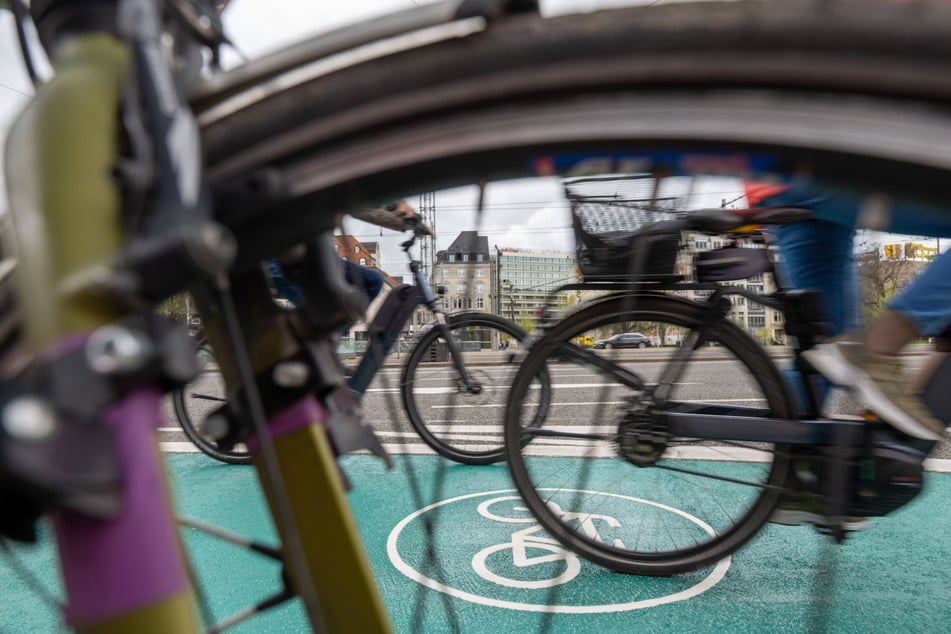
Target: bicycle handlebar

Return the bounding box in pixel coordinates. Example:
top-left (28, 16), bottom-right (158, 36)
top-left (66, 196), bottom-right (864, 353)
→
top-left (401, 214), bottom-right (434, 237)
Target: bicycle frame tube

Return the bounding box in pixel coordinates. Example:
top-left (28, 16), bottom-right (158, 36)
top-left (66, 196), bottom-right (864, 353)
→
top-left (53, 386), bottom-right (196, 633)
top-left (194, 269), bottom-right (391, 632)
top-left (348, 283), bottom-right (424, 397)
top-left (411, 260), bottom-right (480, 388)
top-left (664, 408), bottom-right (867, 446)
top-left (247, 395), bottom-right (391, 633)
top-left (4, 35), bottom-right (199, 632)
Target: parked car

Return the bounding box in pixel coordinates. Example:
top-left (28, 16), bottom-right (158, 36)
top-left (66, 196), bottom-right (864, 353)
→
top-left (593, 332), bottom-right (651, 349)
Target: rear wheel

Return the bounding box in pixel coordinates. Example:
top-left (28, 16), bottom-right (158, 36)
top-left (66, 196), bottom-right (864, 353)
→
top-left (504, 294), bottom-right (794, 575)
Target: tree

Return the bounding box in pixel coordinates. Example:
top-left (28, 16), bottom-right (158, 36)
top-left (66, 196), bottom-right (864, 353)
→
top-left (856, 241), bottom-right (921, 321)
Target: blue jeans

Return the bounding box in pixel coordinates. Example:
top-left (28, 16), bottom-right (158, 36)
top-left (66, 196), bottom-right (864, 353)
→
top-left (761, 182), bottom-right (860, 415)
top-left (266, 258), bottom-right (384, 307)
top-left (342, 259), bottom-right (384, 305)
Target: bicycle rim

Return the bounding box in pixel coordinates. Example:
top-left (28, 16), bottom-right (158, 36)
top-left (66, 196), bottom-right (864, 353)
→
top-left (172, 343), bottom-right (252, 465)
top-left (401, 312), bottom-right (550, 465)
top-left (504, 294), bottom-right (793, 575)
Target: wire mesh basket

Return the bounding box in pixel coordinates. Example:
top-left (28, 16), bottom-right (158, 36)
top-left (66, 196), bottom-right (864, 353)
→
top-left (565, 176), bottom-right (686, 282)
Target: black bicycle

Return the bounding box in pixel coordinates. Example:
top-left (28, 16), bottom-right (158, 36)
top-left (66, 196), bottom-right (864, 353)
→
top-left (502, 186), bottom-right (943, 576)
top-left (173, 219), bottom-right (550, 465)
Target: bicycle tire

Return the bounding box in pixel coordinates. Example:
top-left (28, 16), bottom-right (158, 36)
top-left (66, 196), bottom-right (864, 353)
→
top-left (401, 312), bottom-right (550, 465)
top-left (171, 337), bottom-right (252, 465)
top-left (197, 0), bottom-right (951, 248)
top-left (503, 293), bottom-right (794, 576)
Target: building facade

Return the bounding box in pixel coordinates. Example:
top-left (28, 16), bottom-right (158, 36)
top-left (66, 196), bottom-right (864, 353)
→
top-left (493, 247), bottom-right (580, 324)
top-left (432, 228), bottom-right (784, 344)
top-left (433, 231), bottom-right (493, 313)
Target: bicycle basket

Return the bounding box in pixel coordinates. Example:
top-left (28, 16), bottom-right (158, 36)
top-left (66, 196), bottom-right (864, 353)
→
top-left (569, 198), bottom-right (684, 282)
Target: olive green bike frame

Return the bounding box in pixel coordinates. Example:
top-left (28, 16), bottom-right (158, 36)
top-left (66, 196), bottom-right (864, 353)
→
top-left (4, 31), bottom-right (389, 633)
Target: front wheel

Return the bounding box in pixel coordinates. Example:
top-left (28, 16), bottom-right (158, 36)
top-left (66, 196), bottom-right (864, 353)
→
top-left (504, 293), bottom-right (793, 575)
top-left (402, 312), bottom-right (551, 465)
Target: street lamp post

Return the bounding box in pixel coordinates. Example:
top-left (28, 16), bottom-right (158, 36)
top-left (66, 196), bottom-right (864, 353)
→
top-left (494, 245), bottom-right (503, 316)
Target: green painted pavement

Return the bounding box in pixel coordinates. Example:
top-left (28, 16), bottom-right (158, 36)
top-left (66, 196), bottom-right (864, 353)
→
top-left (3, 454), bottom-right (951, 632)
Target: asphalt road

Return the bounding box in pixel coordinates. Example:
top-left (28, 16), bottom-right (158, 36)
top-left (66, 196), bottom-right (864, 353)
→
top-left (159, 345), bottom-right (951, 463)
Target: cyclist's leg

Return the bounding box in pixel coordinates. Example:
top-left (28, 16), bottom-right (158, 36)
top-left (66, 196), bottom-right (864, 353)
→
top-left (766, 182), bottom-right (860, 415)
top-left (343, 260), bottom-right (385, 304)
top-left (760, 184), bottom-right (866, 527)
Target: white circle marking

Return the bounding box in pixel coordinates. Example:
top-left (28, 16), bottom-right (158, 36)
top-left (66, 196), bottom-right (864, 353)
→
top-left (386, 488), bottom-right (731, 613)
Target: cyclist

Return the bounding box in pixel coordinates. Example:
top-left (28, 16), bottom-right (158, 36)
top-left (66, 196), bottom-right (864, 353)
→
top-left (744, 177), bottom-right (866, 529)
top-left (749, 177), bottom-right (951, 528)
top-left (267, 200), bottom-right (426, 320)
top-left (744, 176), bottom-right (860, 415)
top-left (748, 176), bottom-right (950, 439)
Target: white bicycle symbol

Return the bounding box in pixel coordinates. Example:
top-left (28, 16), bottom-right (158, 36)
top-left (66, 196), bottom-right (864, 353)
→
top-left (470, 495), bottom-right (625, 589)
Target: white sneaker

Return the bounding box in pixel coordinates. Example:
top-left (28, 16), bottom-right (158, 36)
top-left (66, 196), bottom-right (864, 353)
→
top-left (804, 337), bottom-right (945, 441)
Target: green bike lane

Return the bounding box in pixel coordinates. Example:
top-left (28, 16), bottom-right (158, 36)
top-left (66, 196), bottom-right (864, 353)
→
top-left (5, 453), bottom-right (951, 633)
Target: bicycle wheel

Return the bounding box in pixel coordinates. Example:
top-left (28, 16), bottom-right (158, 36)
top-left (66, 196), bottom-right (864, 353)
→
top-left (172, 337), bottom-right (252, 465)
top-left (401, 312), bottom-right (550, 465)
top-left (503, 293), bottom-right (794, 576)
top-left (198, 0), bottom-right (951, 237)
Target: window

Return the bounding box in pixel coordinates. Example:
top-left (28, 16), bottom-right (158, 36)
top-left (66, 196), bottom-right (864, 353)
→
top-left (354, 245), bottom-right (360, 253)
top-left (476, 298), bottom-right (484, 309)
top-left (475, 284), bottom-right (485, 293)
top-left (448, 254), bottom-right (455, 262)
top-left (477, 254), bottom-right (484, 262)
top-left (442, 269), bottom-right (449, 278)
top-left (476, 269), bottom-right (484, 277)
top-left (458, 284), bottom-right (467, 293)
top-left (458, 270), bottom-right (466, 278)
top-left (462, 254), bottom-right (469, 262)
top-left (749, 315), bottom-right (766, 329)
top-left (359, 257), bottom-right (366, 265)
top-left (333, 243), bottom-right (339, 252)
